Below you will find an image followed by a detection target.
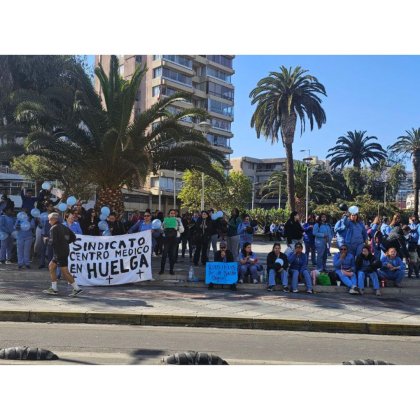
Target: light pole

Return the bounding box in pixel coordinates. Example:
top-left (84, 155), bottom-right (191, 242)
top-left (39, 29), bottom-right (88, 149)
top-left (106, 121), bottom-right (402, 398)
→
top-left (158, 172), bottom-right (162, 211)
top-left (278, 178), bottom-right (282, 209)
top-left (382, 165), bottom-right (391, 208)
top-left (251, 175), bottom-right (256, 210)
top-left (198, 120), bottom-right (212, 211)
top-left (303, 157), bottom-right (313, 223)
top-left (173, 160), bottom-right (176, 208)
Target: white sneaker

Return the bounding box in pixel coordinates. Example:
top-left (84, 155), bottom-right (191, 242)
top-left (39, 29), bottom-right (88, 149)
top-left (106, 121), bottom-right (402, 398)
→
top-left (238, 279), bottom-right (243, 284)
top-left (349, 287), bottom-right (358, 294)
top-left (375, 289), bottom-right (382, 296)
top-left (253, 279), bottom-right (258, 284)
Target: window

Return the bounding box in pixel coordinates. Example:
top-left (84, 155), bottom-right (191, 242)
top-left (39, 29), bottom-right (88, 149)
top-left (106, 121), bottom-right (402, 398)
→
top-left (161, 68), bottom-right (192, 86)
top-left (158, 55), bottom-right (193, 69)
top-left (152, 86), bottom-right (160, 97)
top-left (206, 55), bottom-right (233, 68)
top-left (166, 106), bottom-right (194, 123)
top-left (208, 99), bottom-right (234, 117)
top-left (206, 67), bottom-right (232, 83)
top-left (208, 82), bottom-right (234, 101)
top-left (153, 67), bottom-right (162, 78)
top-left (211, 117), bottom-right (231, 131)
top-left (119, 64), bottom-right (124, 76)
top-left (207, 134), bottom-right (230, 148)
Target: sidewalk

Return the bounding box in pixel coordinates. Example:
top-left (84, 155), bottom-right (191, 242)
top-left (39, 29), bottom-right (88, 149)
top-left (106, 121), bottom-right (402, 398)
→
top-left (1, 240), bottom-right (420, 335)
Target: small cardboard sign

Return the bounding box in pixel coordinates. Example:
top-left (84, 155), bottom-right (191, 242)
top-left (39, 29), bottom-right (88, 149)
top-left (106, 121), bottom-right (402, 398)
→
top-left (205, 262), bottom-right (238, 285)
top-left (164, 217), bottom-right (177, 229)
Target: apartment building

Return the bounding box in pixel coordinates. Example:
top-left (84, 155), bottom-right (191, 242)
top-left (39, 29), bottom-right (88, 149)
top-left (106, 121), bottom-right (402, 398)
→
top-left (94, 55), bottom-right (235, 213)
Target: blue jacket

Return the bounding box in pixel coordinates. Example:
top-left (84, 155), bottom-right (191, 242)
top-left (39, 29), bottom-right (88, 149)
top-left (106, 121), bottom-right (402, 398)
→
top-left (63, 221), bottom-right (83, 235)
top-left (333, 252), bottom-right (355, 271)
top-left (288, 252), bottom-right (308, 272)
top-left (303, 222), bottom-right (315, 243)
top-left (128, 220), bottom-right (153, 233)
top-left (342, 216), bottom-right (367, 246)
top-left (380, 255), bottom-right (405, 272)
top-left (15, 218), bottom-right (35, 240)
top-left (0, 214), bottom-right (16, 234)
top-left (334, 219), bottom-right (347, 245)
top-left (313, 222), bottom-right (332, 246)
top-left (237, 222), bottom-right (256, 244)
top-left (381, 223), bottom-right (391, 237)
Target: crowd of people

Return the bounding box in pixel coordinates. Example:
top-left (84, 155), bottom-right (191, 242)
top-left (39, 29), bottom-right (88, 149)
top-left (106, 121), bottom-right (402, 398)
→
top-left (0, 188), bottom-right (417, 297)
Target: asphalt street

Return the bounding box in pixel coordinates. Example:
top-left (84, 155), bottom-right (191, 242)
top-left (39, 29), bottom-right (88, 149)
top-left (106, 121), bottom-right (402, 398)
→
top-left (1, 322), bottom-right (419, 365)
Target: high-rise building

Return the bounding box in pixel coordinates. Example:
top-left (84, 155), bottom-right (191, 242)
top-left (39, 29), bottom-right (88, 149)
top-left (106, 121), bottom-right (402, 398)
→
top-left (94, 55), bottom-right (235, 213)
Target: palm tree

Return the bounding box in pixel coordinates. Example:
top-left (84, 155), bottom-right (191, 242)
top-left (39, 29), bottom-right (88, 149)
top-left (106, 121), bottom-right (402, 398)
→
top-left (326, 130), bottom-right (387, 170)
top-left (13, 56), bottom-right (226, 214)
top-left (249, 66), bottom-right (327, 211)
top-left (390, 128), bottom-right (420, 217)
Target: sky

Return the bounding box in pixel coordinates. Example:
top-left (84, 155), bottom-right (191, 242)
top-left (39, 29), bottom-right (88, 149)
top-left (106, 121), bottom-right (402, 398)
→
top-left (87, 55), bottom-right (420, 166)
top-left (231, 55), bottom-right (420, 163)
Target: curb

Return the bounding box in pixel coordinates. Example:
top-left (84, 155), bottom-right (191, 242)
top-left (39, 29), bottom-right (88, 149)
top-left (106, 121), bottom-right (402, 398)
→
top-left (0, 310), bottom-right (419, 336)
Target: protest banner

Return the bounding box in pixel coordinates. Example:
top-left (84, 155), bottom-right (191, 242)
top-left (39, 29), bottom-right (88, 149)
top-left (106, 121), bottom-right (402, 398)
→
top-left (205, 262), bottom-right (238, 285)
top-left (68, 230), bottom-right (152, 286)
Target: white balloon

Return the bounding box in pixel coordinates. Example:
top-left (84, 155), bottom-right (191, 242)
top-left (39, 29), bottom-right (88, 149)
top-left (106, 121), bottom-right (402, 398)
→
top-left (348, 205), bottom-right (359, 215)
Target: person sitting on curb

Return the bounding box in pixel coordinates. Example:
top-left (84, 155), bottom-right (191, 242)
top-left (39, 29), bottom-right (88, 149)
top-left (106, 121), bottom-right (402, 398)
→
top-left (238, 242), bottom-right (259, 284)
top-left (355, 245), bottom-right (382, 296)
top-left (333, 244), bottom-right (359, 294)
top-left (287, 242), bottom-right (313, 294)
top-left (210, 241), bottom-right (236, 291)
top-left (266, 242), bottom-right (289, 292)
top-left (378, 247), bottom-right (405, 288)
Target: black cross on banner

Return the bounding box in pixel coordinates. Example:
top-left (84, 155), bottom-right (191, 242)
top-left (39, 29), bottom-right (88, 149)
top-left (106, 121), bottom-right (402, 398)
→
top-left (136, 269), bottom-right (144, 279)
top-left (106, 275), bottom-right (113, 285)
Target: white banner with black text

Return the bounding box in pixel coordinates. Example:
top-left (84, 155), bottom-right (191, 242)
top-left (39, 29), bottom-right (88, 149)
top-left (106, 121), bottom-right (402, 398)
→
top-left (68, 230), bottom-right (152, 286)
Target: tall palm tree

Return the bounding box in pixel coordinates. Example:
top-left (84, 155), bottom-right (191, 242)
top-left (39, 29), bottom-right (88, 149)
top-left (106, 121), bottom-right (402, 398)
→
top-left (13, 56), bottom-right (226, 214)
top-left (326, 130), bottom-right (387, 170)
top-left (390, 128), bottom-right (420, 217)
top-left (250, 66), bottom-right (327, 211)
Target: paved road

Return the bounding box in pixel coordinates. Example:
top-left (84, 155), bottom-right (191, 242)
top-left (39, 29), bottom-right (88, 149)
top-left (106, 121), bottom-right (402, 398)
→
top-left (1, 322), bottom-right (419, 365)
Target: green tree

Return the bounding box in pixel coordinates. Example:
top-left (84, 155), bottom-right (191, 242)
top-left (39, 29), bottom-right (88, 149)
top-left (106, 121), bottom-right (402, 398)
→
top-left (11, 56), bottom-right (226, 214)
top-left (390, 128), bottom-right (420, 217)
top-left (249, 66), bottom-right (327, 211)
top-left (326, 130), bottom-right (387, 170)
top-left (178, 166), bottom-right (252, 211)
top-left (262, 162), bottom-right (340, 214)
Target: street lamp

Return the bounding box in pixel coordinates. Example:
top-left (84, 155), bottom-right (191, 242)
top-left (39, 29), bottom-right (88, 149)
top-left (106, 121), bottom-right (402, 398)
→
top-left (198, 120), bottom-right (212, 211)
top-left (381, 165), bottom-right (391, 208)
top-left (303, 157), bottom-right (313, 223)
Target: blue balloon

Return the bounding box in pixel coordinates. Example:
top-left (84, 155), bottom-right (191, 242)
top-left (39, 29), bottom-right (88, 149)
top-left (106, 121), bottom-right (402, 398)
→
top-left (40, 212), bottom-right (49, 221)
top-left (58, 203), bottom-right (68, 212)
top-left (215, 210), bottom-right (224, 219)
top-left (0, 231), bottom-right (9, 240)
top-left (17, 211), bottom-right (28, 221)
top-left (21, 221), bottom-right (31, 231)
top-left (211, 213), bottom-right (217, 220)
top-left (98, 221), bottom-right (108, 231)
top-left (11, 230), bottom-right (18, 239)
top-left (42, 181), bottom-right (51, 190)
top-left (66, 196), bottom-right (77, 206)
top-left (99, 213), bottom-right (108, 221)
top-left (151, 219), bottom-right (162, 230)
top-left (103, 229), bottom-right (111, 236)
top-left (30, 208), bottom-right (40, 218)
top-left (101, 206), bottom-right (110, 217)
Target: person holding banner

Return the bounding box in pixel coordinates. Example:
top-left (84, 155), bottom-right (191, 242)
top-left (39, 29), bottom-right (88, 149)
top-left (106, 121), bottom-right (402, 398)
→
top-left (209, 241), bottom-right (236, 290)
top-left (106, 212), bottom-right (126, 236)
top-left (44, 212), bottom-right (83, 297)
top-left (63, 212), bottom-right (83, 235)
top-left (159, 209), bottom-right (184, 275)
